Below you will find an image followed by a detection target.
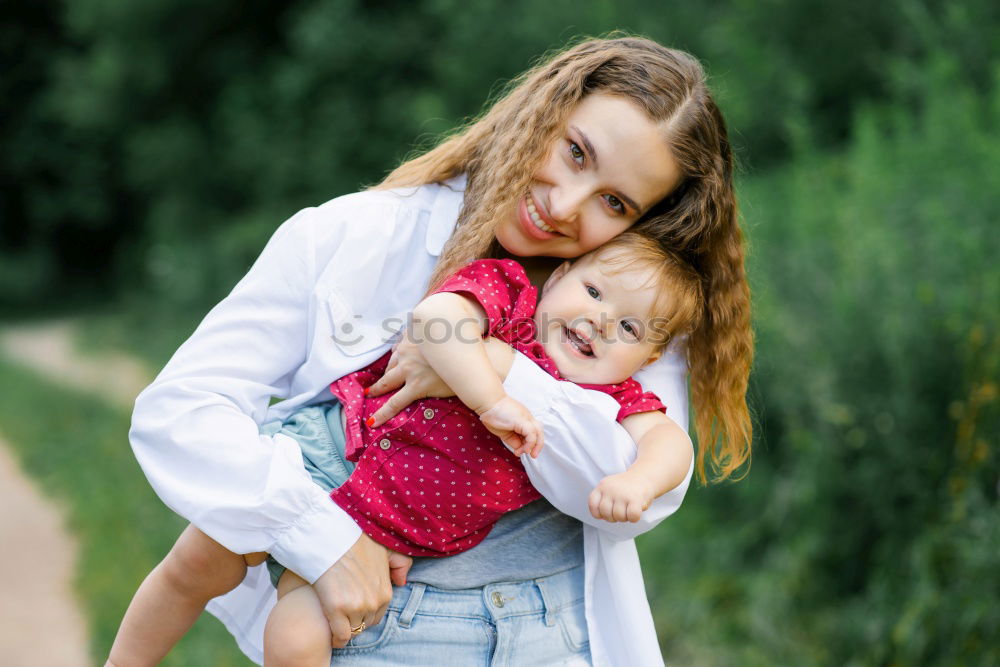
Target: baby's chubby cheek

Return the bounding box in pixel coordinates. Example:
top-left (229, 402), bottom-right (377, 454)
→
top-left (538, 327), bottom-right (572, 372)
top-left (538, 335), bottom-right (561, 365)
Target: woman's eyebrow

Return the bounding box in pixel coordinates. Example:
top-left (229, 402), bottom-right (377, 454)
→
top-left (572, 125), bottom-right (643, 213)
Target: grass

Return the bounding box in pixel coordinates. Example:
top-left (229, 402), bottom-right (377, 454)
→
top-left (0, 356), bottom-right (253, 665)
top-left (75, 306), bottom-right (204, 370)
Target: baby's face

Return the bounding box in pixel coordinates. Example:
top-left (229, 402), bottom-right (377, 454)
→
top-left (534, 251), bottom-right (662, 385)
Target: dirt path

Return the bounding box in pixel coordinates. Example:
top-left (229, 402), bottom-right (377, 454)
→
top-left (0, 434), bottom-right (91, 666)
top-left (1, 320), bottom-right (152, 411)
top-left (0, 320), bottom-right (154, 666)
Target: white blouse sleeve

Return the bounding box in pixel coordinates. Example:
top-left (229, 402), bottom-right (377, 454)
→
top-left (502, 350), bottom-right (693, 540)
top-left (129, 208), bottom-right (362, 583)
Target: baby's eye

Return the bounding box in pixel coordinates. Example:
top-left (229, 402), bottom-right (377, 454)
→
top-left (621, 321), bottom-right (639, 339)
top-left (568, 141), bottom-right (585, 165)
top-left (586, 285), bottom-right (600, 299)
top-left (604, 194), bottom-right (625, 214)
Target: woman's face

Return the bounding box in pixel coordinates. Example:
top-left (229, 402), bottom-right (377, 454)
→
top-left (495, 93), bottom-right (682, 259)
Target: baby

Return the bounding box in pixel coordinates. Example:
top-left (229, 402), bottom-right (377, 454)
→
top-left (107, 231), bottom-right (702, 666)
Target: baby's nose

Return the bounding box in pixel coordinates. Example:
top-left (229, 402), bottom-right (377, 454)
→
top-left (573, 317), bottom-right (598, 342)
top-left (596, 313), bottom-right (622, 341)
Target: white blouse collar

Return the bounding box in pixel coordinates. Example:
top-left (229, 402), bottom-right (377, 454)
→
top-left (425, 174), bottom-right (467, 256)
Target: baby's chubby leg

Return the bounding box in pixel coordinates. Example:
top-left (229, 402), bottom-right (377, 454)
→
top-left (106, 524), bottom-right (266, 666)
top-left (264, 571), bottom-right (333, 667)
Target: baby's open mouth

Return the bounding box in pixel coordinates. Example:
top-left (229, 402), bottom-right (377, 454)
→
top-left (565, 328), bottom-right (594, 357)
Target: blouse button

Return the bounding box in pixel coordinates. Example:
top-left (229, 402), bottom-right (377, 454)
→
top-left (379, 439), bottom-right (391, 450)
top-left (423, 408), bottom-right (435, 420)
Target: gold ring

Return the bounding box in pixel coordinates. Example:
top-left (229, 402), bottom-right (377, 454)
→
top-left (350, 620), bottom-right (366, 636)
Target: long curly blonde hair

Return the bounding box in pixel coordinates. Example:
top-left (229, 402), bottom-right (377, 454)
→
top-left (375, 36), bottom-right (753, 483)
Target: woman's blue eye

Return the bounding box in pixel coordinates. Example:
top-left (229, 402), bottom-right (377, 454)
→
top-left (586, 285), bottom-right (600, 299)
top-left (605, 194), bottom-right (625, 214)
top-left (569, 141), bottom-right (585, 164)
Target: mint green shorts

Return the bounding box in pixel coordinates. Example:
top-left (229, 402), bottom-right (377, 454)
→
top-left (261, 401), bottom-right (353, 587)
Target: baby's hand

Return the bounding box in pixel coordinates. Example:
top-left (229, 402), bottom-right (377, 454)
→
top-left (478, 396), bottom-right (544, 458)
top-left (588, 472), bottom-right (653, 523)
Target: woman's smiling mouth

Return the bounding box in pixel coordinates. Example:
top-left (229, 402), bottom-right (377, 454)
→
top-left (518, 194), bottom-right (562, 240)
top-left (526, 197), bottom-right (556, 233)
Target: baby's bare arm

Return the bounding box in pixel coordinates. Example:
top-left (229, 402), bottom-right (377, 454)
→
top-left (411, 295), bottom-right (542, 454)
top-left (365, 332), bottom-right (517, 428)
top-left (411, 293), bottom-right (504, 414)
top-left (588, 412), bottom-right (693, 523)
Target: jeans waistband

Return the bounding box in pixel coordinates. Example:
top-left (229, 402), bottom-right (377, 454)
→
top-left (389, 563), bottom-right (584, 625)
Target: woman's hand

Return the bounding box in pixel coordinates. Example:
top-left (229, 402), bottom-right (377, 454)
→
top-left (311, 534), bottom-right (412, 648)
top-left (366, 331), bottom-right (456, 426)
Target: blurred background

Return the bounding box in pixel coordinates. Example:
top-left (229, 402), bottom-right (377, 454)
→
top-left (1, 0), bottom-right (997, 664)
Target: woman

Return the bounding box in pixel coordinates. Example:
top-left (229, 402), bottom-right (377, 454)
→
top-left (126, 36), bottom-right (752, 666)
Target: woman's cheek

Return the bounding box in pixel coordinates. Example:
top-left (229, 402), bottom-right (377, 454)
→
top-left (593, 218), bottom-right (635, 250)
top-left (577, 225), bottom-right (610, 254)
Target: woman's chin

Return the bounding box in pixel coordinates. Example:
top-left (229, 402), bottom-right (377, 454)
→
top-left (495, 225), bottom-right (543, 258)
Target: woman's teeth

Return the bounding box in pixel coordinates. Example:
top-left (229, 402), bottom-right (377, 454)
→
top-left (526, 198), bottom-right (556, 234)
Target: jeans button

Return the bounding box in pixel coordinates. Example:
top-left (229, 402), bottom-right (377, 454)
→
top-left (490, 591), bottom-right (505, 608)
top-left (379, 438), bottom-right (391, 450)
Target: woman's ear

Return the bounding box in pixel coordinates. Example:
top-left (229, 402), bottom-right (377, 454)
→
top-left (541, 261), bottom-right (573, 297)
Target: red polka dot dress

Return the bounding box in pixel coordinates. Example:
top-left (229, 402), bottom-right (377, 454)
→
top-left (328, 259), bottom-right (665, 557)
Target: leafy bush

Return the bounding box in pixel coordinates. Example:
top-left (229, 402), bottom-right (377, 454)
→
top-left (641, 57), bottom-right (999, 665)
top-left (4, 0), bottom-right (998, 313)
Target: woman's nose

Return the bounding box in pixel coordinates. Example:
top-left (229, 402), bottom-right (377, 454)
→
top-left (548, 181), bottom-right (590, 223)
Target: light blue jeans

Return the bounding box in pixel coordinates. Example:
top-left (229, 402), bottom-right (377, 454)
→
top-left (265, 404), bottom-right (592, 665)
top-left (332, 565), bottom-right (590, 666)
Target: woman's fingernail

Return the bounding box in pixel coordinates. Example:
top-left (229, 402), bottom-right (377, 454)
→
top-left (366, 416), bottom-right (375, 427)
top-left (363, 387), bottom-right (370, 396)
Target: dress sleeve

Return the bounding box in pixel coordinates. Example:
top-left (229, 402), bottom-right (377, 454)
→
top-left (129, 208), bottom-right (362, 583)
top-left (610, 378), bottom-right (667, 422)
top-left (433, 259), bottom-right (535, 334)
top-left (502, 351), bottom-right (693, 540)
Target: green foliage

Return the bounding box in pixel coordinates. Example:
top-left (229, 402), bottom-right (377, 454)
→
top-left (0, 359), bottom-right (251, 665)
top-left (639, 56), bottom-right (999, 665)
top-left (5, 0), bottom-right (998, 312)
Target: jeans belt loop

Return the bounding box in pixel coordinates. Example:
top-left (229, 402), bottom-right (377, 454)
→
top-left (398, 583), bottom-right (426, 629)
top-left (534, 577), bottom-right (557, 627)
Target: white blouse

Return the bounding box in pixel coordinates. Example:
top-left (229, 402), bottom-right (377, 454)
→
top-left (130, 176), bottom-right (692, 666)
